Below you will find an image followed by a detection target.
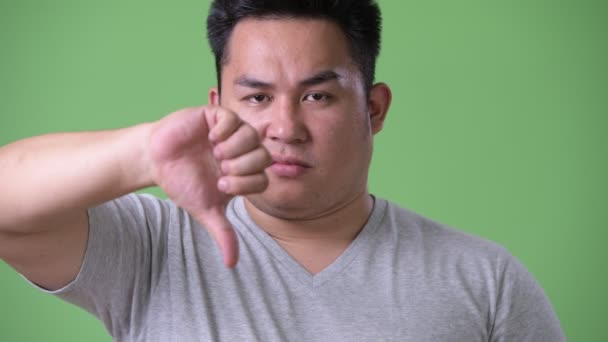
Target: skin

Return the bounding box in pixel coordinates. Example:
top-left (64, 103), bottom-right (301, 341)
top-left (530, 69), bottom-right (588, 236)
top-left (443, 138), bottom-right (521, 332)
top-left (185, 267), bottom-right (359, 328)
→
top-left (210, 18), bottom-right (392, 273)
top-left (0, 17), bottom-right (391, 291)
top-left (0, 106), bottom-right (269, 289)
top-left (148, 106), bottom-right (272, 267)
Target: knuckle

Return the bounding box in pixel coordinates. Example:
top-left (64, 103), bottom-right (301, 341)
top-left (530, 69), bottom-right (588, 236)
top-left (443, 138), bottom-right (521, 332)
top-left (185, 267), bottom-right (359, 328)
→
top-left (230, 111), bottom-right (242, 124)
top-left (242, 124), bottom-right (260, 142)
top-left (253, 147), bottom-right (264, 157)
top-left (216, 106), bottom-right (229, 118)
top-left (255, 177), bottom-right (269, 192)
top-left (262, 148), bottom-right (272, 163)
top-left (232, 178), bottom-right (248, 194)
top-left (257, 149), bottom-right (270, 164)
top-left (225, 183), bottom-right (238, 195)
top-left (261, 174), bottom-right (269, 187)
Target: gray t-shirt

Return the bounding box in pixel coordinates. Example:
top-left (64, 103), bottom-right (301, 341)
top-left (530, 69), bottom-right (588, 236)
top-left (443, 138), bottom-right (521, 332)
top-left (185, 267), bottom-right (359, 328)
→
top-left (30, 194), bottom-right (565, 341)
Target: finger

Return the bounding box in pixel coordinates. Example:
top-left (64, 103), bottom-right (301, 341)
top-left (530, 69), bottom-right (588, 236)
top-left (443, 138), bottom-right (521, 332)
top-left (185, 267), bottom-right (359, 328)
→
top-left (197, 207), bottom-right (239, 267)
top-left (213, 124), bottom-right (260, 160)
top-left (221, 147), bottom-right (272, 176)
top-left (206, 108), bottom-right (241, 143)
top-left (218, 173), bottom-right (269, 195)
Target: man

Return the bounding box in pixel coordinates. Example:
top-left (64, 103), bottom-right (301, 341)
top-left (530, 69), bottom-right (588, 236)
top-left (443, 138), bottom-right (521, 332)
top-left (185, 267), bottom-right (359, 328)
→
top-left (0, 0), bottom-right (564, 341)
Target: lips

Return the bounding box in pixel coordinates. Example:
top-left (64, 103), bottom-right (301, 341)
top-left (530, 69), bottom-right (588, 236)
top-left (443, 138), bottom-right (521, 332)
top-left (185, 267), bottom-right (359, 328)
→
top-left (271, 155), bottom-right (311, 167)
top-left (270, 155), bottom-right (311, 178)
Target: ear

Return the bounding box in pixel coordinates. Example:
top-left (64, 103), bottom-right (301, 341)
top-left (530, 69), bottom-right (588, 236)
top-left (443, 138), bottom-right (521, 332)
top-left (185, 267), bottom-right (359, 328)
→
top-left (368, 83), bottom-right (392, 135)
top-left (208, 87), bottom-right (220, 106)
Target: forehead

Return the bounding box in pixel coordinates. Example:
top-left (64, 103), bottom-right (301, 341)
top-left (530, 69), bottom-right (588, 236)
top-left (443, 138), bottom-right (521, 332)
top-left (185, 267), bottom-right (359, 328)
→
top-left (222, 18), bottom-right (357, 85)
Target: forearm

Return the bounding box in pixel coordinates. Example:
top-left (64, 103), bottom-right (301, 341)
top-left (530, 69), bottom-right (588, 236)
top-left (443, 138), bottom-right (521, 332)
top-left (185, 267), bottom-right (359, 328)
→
top-left (0, 123), bottom-right (155, 234)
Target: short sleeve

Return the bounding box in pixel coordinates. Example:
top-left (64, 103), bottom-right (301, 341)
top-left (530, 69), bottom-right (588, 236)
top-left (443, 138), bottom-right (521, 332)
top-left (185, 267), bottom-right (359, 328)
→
top-left (490, 252), bottom-right (566, 341)
top-left (25, 193), bottom-right (172, 337)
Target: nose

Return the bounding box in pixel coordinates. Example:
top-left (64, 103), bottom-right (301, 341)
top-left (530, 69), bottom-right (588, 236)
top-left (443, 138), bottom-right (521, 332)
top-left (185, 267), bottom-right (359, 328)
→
top-left (265, 97), bottom-right (309, 144)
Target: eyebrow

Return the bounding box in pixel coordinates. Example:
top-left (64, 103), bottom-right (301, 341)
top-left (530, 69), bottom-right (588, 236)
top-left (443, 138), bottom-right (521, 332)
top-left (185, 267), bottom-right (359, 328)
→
top-left (234, 70), bottom-right (342, 89)
top-left (234, 76), bottom-right (272, 89)
top-left (299, 70), bottom-right (342, 87)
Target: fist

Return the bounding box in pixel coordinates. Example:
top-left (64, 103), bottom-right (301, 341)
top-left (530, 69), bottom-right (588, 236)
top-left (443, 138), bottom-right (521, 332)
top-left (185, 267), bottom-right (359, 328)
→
top-left (148, 106), bottom-right (271, 267)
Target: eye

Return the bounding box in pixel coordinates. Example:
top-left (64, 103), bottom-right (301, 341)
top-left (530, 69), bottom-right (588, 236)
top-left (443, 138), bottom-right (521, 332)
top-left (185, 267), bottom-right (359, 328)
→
top-left (303, 92), bottom-right (330, 102)
top-left (246, 94), bottom-right (272, 104)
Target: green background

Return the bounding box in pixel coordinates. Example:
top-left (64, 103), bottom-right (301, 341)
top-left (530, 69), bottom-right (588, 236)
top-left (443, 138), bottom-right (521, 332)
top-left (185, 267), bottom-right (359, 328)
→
top-left (1, 0), bottom-right (606, 340)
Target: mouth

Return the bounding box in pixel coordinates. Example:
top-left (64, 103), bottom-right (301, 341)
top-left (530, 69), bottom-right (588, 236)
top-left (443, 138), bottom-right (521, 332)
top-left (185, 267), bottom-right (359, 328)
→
top-left (271, 155), bottom-right (312, 167)
top-left (270, 155), bottom-right (312, 178)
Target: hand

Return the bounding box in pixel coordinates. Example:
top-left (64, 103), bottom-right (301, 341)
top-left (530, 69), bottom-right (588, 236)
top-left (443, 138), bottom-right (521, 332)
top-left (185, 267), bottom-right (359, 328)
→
top-left (148, 106), bottom-right (270, 267)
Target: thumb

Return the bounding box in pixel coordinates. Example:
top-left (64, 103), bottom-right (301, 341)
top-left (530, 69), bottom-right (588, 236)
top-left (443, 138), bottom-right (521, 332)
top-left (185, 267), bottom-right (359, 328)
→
top-left (196, 207), bottom-right (239, 268)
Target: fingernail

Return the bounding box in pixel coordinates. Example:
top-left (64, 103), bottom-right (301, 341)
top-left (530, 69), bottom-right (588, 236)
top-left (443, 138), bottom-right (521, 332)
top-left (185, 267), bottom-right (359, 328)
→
top-left (218, 179), bottom-right (228, 191)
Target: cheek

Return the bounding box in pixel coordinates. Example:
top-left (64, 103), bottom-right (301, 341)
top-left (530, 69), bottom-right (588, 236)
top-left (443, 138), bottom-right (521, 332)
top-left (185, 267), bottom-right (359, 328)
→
top-left (315, 115), bottom-right (370, 160)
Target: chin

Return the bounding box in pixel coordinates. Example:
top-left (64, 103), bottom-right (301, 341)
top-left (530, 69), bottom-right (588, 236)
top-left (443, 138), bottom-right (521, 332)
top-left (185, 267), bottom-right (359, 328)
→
top-left (245, 189), bottom-right (324, 219)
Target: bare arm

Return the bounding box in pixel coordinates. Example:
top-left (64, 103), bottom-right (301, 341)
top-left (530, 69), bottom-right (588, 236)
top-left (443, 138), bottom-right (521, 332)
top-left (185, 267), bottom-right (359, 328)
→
top-left (0, 106), bottom-right (270, 290)
top-left (0, 125), bottom-right (153, 235)
top-left (0, 124), bottom-right (152, 290)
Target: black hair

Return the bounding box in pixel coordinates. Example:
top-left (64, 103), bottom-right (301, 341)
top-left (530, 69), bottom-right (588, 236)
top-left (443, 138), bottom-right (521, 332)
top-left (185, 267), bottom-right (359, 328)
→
top-left (206, 0), bottom-right (382, 95)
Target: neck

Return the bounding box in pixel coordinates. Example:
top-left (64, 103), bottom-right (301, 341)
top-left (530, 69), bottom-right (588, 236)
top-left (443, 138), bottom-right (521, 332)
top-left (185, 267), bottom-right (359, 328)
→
top-left (243, 192), bottom-right (374, 274)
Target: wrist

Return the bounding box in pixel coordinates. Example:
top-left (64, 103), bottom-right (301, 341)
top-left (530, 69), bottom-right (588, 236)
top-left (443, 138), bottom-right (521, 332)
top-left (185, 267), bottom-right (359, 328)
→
top-left (120, 122), bottom-right (157, 190)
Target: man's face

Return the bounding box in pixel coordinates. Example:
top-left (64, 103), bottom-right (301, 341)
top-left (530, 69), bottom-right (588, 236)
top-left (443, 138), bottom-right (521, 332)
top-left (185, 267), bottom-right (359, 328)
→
top-left (211, 18), bottom-right (384, 219)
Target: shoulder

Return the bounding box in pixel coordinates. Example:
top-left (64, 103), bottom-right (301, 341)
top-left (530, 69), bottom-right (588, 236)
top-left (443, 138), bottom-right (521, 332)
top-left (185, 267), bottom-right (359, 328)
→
top-left (91, 192), bottom-right (174, 219)
top-left (88, 193), bottom-right (217, 258)
top-left (375, 197), bottom-right (539, 299)
top-left (379, 198), bottom-right (511, 262)
top-left (372, 198), bottom-right (564, 340)
top-left (90, 193), bottom-right (195, 233)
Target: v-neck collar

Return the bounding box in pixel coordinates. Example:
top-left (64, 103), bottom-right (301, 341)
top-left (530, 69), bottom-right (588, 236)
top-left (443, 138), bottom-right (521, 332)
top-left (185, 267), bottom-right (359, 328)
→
top-left (228, 196), bottom-right (388, 289)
